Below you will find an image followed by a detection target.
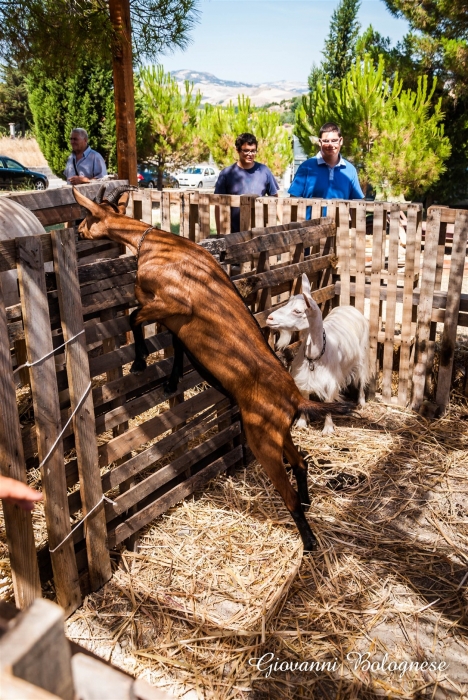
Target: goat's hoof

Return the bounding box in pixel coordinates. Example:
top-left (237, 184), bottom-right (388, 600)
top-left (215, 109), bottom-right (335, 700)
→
top-left (130, 359), bottom-right (147, 374)
top-left (303, 538), bottom-right (318, 554)
top-left (295, 418), bottom-right (308, 430)
top-left (321, 426), bottom-right (335, 436)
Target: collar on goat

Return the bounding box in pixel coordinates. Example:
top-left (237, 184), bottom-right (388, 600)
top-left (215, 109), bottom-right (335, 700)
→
top-left (137, 226), bottom-right (154, 260)
top-left (306, 329), bottom-right (326, 371)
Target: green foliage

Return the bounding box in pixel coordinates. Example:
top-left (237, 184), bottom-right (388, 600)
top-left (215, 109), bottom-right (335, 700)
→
top-left (295, 55), bottom-right (451, 199)
top-left (321, 0), bottom-right (361, 82)
top-left (201, 97), bottom-right (291, 176)
top-left (137, 65), bottom-right (207, 189)
top-left (0, 0), bottom-right (199, 76)
top-left (0, 61), bottom-right (32, 135)
top-left (28, 62), bottom-right (120, 177)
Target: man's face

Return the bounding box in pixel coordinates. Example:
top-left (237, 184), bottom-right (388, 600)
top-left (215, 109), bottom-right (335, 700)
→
top-left (237, 142), bottom-right (257, 168)
top-left (70, 132), bottom-right (88, 154)
top-left (319, 131), bottom-right (342, 157)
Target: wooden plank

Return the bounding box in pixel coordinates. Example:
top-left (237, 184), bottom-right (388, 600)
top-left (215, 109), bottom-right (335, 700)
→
top-left (218, 194), bottom-right (231, 235)
top-left (0, 671), bottom-right (63, 700)
top-left (381, 209), bottom-right (401, 402)
top-left (0, 598), bottom-right (74, 700)
top-left (354, 201), bottom-right (367, 314)
top-left (100, 406), bottom-right (239, 492)
top-left (233, 255), bottom-right (334, 300)
top-left (78, 256), bottom-right (137, 286)
top-left (17, 236), bottom-right (81, 615)
top-left (224, 221), bottom-right (336, 263)
top-left (98, 387), bottom-right (223, 466)
top-left (367, 203), bottom-right (385, 399)
top-left (95, 370), bottom-right (200, 434)
top-left (160, 191), bottom-right (171, 232)
top-left (337, 201), bottom-right (351, 305)
top-left (180, 191), bottom-right (190, 238)
top-left (141, 189), bottom-right (153, 225)
top-left (51, 229), bottom-right (111, 591)
top-left (198, 193), bottom-right (211, 241)
top-left (106, 422), bottom-right (241, 517)
top-left (0, 276), bottom-right (41, 607)
top-left (397, 203), bottom-right (419, 406)
top-left (435, 209), bottom-right (468, 412)
top-left (109, 445), bottom-right (243, 547)
top-left (411, 207), bottom-right (442, 410)
top-left (237, 195), bottom-right (252, 233)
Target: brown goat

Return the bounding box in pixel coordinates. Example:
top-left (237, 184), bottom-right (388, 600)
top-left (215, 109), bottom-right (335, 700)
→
top-left (73, 186), bottom-right (350, 552)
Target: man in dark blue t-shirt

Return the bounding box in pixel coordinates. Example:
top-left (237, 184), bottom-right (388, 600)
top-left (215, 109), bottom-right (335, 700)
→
top-left (214, 132), bottom-right (279, 233)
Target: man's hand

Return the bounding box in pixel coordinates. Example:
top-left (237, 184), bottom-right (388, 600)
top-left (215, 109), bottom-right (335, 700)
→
top-left (0, 475), bottom-right (43, 511)
top-left (69, 175), bottom-right (91, 185)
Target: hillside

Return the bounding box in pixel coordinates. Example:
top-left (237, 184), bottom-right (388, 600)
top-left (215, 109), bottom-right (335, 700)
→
top-left (171, 70), bottom-right (308, 107)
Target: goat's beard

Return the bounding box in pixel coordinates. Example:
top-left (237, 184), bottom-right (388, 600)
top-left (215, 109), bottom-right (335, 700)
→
top-left (275, 330), bottom-right (292, 350)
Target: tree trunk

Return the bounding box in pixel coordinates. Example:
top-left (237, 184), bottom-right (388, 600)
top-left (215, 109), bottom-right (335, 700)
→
top-left (108, 0), bottom-right (138, 186)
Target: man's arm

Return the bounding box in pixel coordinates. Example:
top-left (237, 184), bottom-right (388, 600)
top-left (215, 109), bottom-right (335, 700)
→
top-left (349, 167), bottom-right (365, 199)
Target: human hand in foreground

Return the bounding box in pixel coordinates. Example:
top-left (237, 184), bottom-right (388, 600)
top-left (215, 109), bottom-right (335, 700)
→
top-left (0, 475), bottom-right (43, 511)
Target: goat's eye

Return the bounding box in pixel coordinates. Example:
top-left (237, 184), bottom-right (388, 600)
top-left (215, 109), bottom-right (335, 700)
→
top-left (293, 309), bottom-right (302, 315)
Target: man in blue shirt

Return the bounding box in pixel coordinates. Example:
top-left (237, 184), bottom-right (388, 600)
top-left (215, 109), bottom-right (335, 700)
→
top-left (64, 128), bottom-right (107, 185)
top-left (289, 122), bottom-right (364, 202)
top-left (214, 133), bottom-right (278, 233)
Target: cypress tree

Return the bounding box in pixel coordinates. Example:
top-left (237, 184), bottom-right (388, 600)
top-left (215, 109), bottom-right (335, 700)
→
top-left (321, 0), bottom-right (361, 82)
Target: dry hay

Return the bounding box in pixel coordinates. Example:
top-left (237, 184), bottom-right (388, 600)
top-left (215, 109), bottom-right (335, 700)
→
top-left (65, 383), bottom-right (468, 699)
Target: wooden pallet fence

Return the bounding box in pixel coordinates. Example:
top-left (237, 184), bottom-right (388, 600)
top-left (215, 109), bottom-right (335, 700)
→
top-left (0, 598), bottom-right (173, 700)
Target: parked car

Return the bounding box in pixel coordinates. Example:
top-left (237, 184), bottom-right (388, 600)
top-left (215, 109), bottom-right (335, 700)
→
top-left (177, 166), bottom-right (218, 189)
top-left (0, 156), bottom-right (48, 190)
top-left (137, 164), bottom-right (179, 189)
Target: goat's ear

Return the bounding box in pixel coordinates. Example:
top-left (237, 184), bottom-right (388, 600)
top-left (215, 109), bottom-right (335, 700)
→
top-left (301, 273), bottom-right (314, 308)
top-left (116, 191), bottom-right (130, 215)
top-left (72, 187), bottom-right (105, 219)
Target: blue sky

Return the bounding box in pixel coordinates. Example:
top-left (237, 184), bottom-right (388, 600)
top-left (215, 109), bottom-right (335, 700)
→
top-left (160, 0), bottom-right (410, 84)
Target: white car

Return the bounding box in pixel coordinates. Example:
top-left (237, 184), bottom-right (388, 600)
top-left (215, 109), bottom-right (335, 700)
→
top-left (177, 166), bottom-right (218, 188)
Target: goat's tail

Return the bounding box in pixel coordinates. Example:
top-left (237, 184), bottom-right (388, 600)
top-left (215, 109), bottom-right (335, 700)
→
top-left (296, 398), bottom-right (354, 423)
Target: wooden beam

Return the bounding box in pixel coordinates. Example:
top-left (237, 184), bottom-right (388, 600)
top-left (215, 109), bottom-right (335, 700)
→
top-left (108, 0), bottom-right (138, 186)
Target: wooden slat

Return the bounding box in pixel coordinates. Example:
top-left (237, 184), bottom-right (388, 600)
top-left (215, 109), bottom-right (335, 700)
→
top-left (160, 192), bottom-right (170, 232)
top-left (411, 208), bottom-right (442, 410)
top-left (218, 194), bottom-right (231, 235)
top-left (337, 201), bottom-right (351, 305)
top-left (233, 255), bottom-right (334, 300)
top-left (198, 193), bottom-right (210, 241)
top-left (224, 221), bottom-right (335, 263)
top-left (239, 195), bottom-right (253, 232)
top-left (51, 229), bottom-right (111, 591)
top-left (367, 203), bottom-right (385, 399)
top-left (106, 422), bottom-right (241, 517)
top-left (98, 387), bottom-right (223, 467)
top-left (397, 204), bottom-right (419, 406)
top-left (435, 209), bottom-right (468, 412)
top-left (108, 445), bottom-right (243, 548)
top-left (354, 201), bottom-right (367, 314)
top-left (180, 191), bottom-right (190, 239)
top-left (381, 209), bottom-right (401, 402)
top-left (16, 236), bottom-right (81, 616)
top-left (0, 276), bottom-right (41, 607)
top-left (141, 189), bottom-right (153, 225)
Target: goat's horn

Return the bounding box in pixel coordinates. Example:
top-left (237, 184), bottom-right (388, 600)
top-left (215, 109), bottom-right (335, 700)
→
top-left (95, 184), bottom-right (107, 204)
top-left (104, 185), bottom-right (139, 206)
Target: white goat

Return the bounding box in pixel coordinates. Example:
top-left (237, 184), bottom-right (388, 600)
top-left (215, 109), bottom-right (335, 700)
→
top-left (267, 274), bottom-right (371, 435)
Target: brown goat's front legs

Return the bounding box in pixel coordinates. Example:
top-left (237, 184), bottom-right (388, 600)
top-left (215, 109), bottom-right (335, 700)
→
top-left (129, 309), bottom-right (150, 374)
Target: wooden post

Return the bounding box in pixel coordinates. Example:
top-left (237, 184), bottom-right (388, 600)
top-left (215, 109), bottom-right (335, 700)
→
top-left (108, 0), bottom-right (138, 188)
top-left (51, 230), bottom-right (112, 590)
top-left (0, 276), bottom-right (41, 608)
top-left (16, 237), bottom-right (81, 616)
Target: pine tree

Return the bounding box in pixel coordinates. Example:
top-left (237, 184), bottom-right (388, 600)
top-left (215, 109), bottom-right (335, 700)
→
top-left (200, 97), bottom-right (291, 177)
top-left (0, 61), bottom-right (32, 135)
top-left (295, 55), bottom-right (451, 200)
top-left (137, 66), bottom-right (207, 190)
top-left (321, 0), bottom-right (361, 82)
